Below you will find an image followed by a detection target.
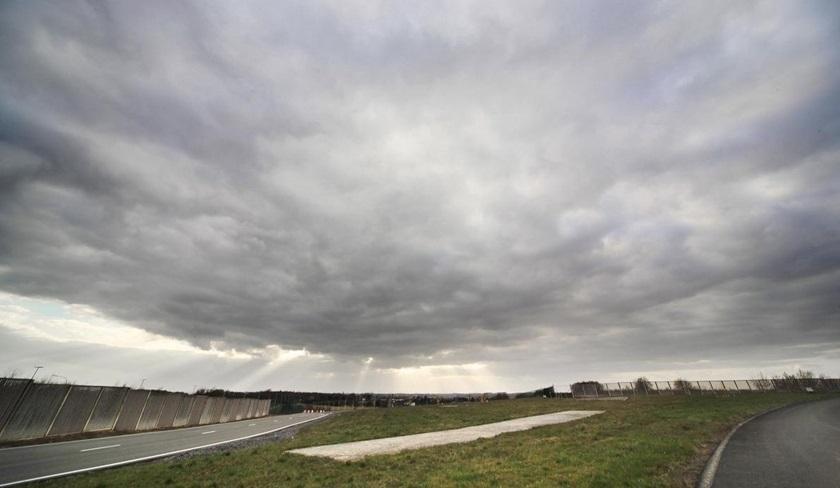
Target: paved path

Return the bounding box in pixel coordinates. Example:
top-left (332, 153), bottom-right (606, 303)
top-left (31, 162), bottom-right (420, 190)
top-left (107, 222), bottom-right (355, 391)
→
top-left (713, 397), bottom-right (840, 487)
top-left (290, 410), bottom-right (603, 461)
top-left (0, 412), bottom-right (329, 486)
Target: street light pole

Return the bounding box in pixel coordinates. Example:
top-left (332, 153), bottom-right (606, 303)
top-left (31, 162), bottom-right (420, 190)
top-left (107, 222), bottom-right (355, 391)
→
top-left (30, 366), bottom-right (43, 381)
top-left (139, 378), bottom-right (147, 389)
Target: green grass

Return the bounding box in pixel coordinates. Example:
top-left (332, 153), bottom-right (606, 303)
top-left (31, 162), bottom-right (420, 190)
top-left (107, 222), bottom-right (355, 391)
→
top-left (39, 393), bottom-right (832, 487)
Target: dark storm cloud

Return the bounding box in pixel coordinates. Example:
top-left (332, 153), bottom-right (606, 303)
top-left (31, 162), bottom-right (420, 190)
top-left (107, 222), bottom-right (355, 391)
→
top-left (1, 0), bottom-right (839, 371)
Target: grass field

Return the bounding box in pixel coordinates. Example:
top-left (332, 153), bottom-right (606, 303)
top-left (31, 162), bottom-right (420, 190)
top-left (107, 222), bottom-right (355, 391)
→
top-left (39, 393), bottom-right (832, 487)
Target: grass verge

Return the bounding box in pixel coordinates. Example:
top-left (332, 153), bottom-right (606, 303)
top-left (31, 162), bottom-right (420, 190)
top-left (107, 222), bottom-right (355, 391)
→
top-left (38, 393), bottom-right (832, 487)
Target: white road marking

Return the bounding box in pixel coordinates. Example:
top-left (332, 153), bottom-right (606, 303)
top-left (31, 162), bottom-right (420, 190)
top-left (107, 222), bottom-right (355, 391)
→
top-left (248, 423), bottom-right (256, 426)
top-left (200, 431), bottom-right (216, 435)
top-left (0, 416), bottom-right (277, 452)
top-left (0, 414), bottom-right (329, 488)
top-left (80, 444), bottom-right (120, 453)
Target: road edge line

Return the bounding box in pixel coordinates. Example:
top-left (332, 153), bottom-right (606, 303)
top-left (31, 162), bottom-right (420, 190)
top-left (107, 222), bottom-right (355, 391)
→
top-left (696, 403), bottom-right (794, 488)
top-left (0, 413), bottom-right (292, 452)
top-left (0, 414), bottom-right (330, 487)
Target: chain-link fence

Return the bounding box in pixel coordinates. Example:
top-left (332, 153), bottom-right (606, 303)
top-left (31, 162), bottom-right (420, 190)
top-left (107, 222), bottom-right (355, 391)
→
top-left (555, 377), bottom-right (840, 398)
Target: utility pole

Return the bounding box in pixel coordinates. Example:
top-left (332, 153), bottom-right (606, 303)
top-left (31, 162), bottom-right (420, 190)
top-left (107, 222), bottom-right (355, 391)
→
top-left (139, 378), bottom-right (147, 389)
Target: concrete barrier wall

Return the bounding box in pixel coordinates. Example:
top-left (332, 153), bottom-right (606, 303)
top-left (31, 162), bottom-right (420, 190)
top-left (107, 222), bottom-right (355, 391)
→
top-left (0, 379), bottom-right (32, 433)
top-left (209, 397), bottom-right (225, 424)
top-left (228, 399), bottom-right (240, 421)
top-left (47, 386), bottom-right (102, 437)
top-left (0, 378), bottom-right (271, 442)
top-left (85, 387), bottom-right (127, 432)
top-left (249, 399), bottom-right (258, 418)
top-left (198, 398), bottom-right (212, 425)
top-left (198, 397), bottom-right (218, 425)
top-left (0, 383), bottom-right (70, 441)
top-left (156, 393), bottom-right (183, 429)
top-left (114, 390), bottom-right (150, 432)
top-left (135, 392), bottom-right (167, 431)
top-left (220, 398), bottom-right (236, 423)
top-left (235, 398), bottom-right (249, 420)
top-left (187, 396), bottom-right (207, 426)
top-left (172, 396), bottom-right (194, 427)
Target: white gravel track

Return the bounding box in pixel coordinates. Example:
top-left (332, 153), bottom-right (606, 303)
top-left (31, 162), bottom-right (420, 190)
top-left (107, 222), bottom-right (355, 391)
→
top-left (288, 410), bottom-right (603, 461)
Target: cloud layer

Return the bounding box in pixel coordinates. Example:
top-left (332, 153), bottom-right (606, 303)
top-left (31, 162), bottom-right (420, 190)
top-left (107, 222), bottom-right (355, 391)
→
top-left (1, 1), bottom-right (839, 389)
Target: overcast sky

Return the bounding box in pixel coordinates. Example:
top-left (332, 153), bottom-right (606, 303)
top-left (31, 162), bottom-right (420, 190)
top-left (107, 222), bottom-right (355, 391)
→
top-left (1, 1), bottom-right (838, 393)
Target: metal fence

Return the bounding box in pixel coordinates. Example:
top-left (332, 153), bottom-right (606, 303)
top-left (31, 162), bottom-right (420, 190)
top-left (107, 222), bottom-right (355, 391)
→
top-left (556, 377), bottom-right (840, 398)
top-left (0, 378), bottom-right (271, 442)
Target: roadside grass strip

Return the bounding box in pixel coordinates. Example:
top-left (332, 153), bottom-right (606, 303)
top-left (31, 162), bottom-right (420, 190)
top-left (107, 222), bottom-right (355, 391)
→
top-left (288, 410), bottom-right (603, 461)
top-left (33, 394), bottom-right (834, 487)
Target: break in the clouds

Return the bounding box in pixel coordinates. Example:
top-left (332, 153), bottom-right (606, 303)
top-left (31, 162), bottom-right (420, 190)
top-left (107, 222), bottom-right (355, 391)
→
top-left (1, 1), bottom-right (839, 391)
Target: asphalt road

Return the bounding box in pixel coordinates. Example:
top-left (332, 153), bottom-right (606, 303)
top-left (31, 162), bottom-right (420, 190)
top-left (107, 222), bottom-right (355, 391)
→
top-left (713, 397), bottom-right (840, 487)
top-left (0, 411), bottom-right (329, 486)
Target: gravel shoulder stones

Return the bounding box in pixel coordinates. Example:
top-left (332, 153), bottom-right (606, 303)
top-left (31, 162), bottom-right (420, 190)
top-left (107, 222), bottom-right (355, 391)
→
top-left (289, 410), bottom-right (603, 461)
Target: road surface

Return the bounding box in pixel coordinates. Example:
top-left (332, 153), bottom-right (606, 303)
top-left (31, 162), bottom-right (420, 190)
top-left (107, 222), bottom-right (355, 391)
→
top-left (0, 411), bottom-right (329, 486)
top-left (713, 397), bottom-right (840, 487)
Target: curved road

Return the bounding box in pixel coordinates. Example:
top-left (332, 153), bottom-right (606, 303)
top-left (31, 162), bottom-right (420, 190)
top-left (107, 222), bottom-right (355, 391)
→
top-left (0, 411), bottom-right (329, 486)
top-left (713, 397), bottom-right (840, 487)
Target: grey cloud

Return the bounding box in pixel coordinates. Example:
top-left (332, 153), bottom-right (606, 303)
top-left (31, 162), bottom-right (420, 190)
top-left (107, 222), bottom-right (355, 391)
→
top-left (1, 1), bottom-right (839, 380)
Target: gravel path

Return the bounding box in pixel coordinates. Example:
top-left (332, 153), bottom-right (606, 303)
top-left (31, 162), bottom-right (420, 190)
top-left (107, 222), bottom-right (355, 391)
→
top-left (289, 410), bottom-right (603, 461)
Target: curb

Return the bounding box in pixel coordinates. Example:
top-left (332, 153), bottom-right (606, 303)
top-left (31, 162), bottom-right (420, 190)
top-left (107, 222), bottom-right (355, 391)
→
top-left (696, 402), bottom-right (799, 488)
